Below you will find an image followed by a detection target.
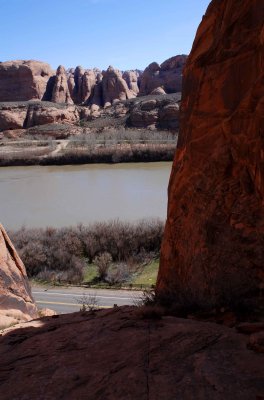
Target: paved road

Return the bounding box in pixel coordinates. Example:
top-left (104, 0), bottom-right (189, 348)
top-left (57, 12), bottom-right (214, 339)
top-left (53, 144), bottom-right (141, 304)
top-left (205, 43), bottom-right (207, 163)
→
top-left (32, 286), bottom-right (142, 314)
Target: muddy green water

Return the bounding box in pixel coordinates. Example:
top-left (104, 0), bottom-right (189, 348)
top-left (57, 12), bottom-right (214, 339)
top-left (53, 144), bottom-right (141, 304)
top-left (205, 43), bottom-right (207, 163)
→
top-left (0, 162), bottom-right (172, 229)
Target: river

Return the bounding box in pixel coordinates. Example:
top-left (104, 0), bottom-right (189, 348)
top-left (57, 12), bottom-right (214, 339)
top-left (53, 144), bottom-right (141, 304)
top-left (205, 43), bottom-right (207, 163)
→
top-left (0, 162), bottom-right (172, 229)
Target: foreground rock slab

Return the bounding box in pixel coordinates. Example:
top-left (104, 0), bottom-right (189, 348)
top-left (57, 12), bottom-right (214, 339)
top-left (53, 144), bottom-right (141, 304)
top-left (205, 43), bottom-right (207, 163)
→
top-left (0, 224), bottom-right (38, 329)
top-left (0, 306), bottom-right (263, 399)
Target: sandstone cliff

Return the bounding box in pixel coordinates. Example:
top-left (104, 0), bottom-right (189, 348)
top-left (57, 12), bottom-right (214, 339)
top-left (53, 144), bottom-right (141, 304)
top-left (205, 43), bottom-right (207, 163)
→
top-left (0, 224), bottom-right (38, 329)
top-left (0, 60), bottom-right (54, 101)
top-left (101, 66), bottom-right (135, 107)
top-left (157, 0), bottom-right (264, 306)
top-left (0, 56), bottom-right (185, 108)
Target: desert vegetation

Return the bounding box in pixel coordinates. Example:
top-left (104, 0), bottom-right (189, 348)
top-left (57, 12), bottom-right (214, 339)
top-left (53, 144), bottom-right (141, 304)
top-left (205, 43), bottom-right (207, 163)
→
top-left (8, 219), bottom-right (164, 287)
top-left (0, 128), bottom-right (177, 166)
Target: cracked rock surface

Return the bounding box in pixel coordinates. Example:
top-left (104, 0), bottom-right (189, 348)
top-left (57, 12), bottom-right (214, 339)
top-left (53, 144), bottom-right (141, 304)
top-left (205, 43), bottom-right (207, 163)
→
top-left (0, 306), bottom-right (264, 399)
top-left (157, 0), bottom-right (264, 302)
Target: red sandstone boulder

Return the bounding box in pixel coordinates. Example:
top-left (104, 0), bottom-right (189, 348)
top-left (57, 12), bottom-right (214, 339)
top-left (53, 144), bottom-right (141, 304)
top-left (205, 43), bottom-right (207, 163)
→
top-left (0, 224), bottom-right (38, 329)
top-left (157, 0), bottom-right (264, 305)
top-left (0, 60), bottom-right (54, 101)
top-left (25, 102), bottom-right (80, 127)
top-left (158, 103), bottom-right (180, 130)
top-left (0, 101), bottom-right (80, 132)
top-left (0, 107), bottom-right (27, 130)
top-left (151, 86), bottom-right (166, 95)
top-left (129, 94), bottom-right (181, 129)
top-left (51, 65), bottom-right (73, 104)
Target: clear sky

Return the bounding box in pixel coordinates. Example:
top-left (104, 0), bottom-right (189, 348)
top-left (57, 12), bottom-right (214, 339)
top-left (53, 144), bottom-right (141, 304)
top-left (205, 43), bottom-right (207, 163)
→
top-left (1, 0), bottom-right (211, 71)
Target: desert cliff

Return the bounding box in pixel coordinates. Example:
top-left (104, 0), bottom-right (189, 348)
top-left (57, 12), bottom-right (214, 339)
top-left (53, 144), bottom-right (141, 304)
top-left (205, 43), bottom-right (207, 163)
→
top-left (0, 55), bottom-right (187, 108)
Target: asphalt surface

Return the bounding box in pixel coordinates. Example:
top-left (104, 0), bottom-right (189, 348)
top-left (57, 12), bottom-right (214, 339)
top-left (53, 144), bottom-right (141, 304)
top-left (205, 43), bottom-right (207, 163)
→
top-left (32, 286), bottom-right (142, 314)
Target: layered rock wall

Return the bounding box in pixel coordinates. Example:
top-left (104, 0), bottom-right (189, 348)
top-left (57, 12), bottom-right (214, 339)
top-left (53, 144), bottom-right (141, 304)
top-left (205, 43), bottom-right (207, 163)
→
top-left (157, 0), bottom-right (264, 304)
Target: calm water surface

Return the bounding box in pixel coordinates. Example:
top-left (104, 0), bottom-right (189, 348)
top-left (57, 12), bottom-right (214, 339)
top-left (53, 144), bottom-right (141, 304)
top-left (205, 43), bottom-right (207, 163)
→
top-left (0, 162), bottom-right (172, 229)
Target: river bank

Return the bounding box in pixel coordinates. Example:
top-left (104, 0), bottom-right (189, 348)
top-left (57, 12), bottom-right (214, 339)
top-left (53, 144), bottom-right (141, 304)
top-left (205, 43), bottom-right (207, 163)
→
top-left (0, 142), bottom-right (176, 167)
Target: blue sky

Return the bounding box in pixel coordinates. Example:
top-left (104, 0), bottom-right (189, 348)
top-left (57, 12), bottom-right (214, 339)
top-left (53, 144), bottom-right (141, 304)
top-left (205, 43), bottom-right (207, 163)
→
top-left (1, 0), bottom-right (211, 71)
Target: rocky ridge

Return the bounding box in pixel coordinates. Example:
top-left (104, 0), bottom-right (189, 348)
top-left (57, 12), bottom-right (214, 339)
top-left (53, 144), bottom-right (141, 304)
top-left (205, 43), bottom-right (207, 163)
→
top-left (0, 93), bottom-right (181, 138)
top-left (0, 55), bottom-right (187, 107)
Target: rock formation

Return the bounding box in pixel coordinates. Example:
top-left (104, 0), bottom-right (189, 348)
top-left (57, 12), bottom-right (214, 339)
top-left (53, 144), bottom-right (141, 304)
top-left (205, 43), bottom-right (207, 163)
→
top-left (72, 66), bottom-right (85, 104)
top-left (67, 68), bottom-right (75, 100)
top-left (51, 65), bottom-right (73, 104)
top-left (122, 70), bottom-right (140, 95)
top-left (0, 224), bottom-right (38, 329)
top-left (82, 70), bottom-right (97, 103)
top-left (151, 87), bottom-right (166, 95)
top-left (0, 56), bottom-right (185, 107)
top-left (0, 60), bottom-right (54, 101)
top-left (101, 66), bottom-right (135, 107)
top-left (0, 101), bottom-right (81, 136)
top-left (129, 93), bottom-right (181, 129)
top-left (139, 55), bottom-right (187, 96)
top-left (156, 0), bottom-right (264, 305)
top-left (25, 102), bottom-right (79, 127)
top-left (0, 105), bottom-right (27, 130)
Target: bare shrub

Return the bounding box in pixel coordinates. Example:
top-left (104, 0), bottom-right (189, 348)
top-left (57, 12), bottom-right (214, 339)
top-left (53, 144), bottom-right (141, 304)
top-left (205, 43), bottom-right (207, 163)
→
top-left (76, 293), bottom-right (99, 312)
top-left (135, 288), bottom-right (156, 307)
top-left (93, 252), bottom-right (112, 281)
top-left (106, 263), bottom-right (131, 285)
top-left (9, 219), bottom-right (164, 285)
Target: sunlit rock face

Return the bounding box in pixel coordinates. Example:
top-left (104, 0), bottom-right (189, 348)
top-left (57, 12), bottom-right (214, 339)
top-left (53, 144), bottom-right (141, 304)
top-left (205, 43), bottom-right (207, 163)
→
top-left (51, 65), bottom-right (73, 104)
top-left (139, 55), bottom-right (187, 96)
top-left (157, 0), bottom-right (264, 304)
top-left (0, 224), bottom-right (38, 328)
top-left (0, 60), bottom-right (54, 101)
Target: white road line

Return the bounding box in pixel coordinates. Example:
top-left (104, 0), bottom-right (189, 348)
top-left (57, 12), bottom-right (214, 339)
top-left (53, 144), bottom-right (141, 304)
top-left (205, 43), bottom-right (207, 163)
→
top-left (36, 300), bottom-right (111, 309)
top-left (32, 291), bottom-right (137, 300)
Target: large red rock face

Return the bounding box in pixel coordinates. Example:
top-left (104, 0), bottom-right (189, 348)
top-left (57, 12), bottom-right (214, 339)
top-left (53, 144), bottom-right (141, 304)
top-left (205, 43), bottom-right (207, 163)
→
top-left (0, 224), bottom-right (38, 328)
top-left (0, 60), bottom-right (54, 101)
top-left (157, 0), bottom-right (264, 305)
